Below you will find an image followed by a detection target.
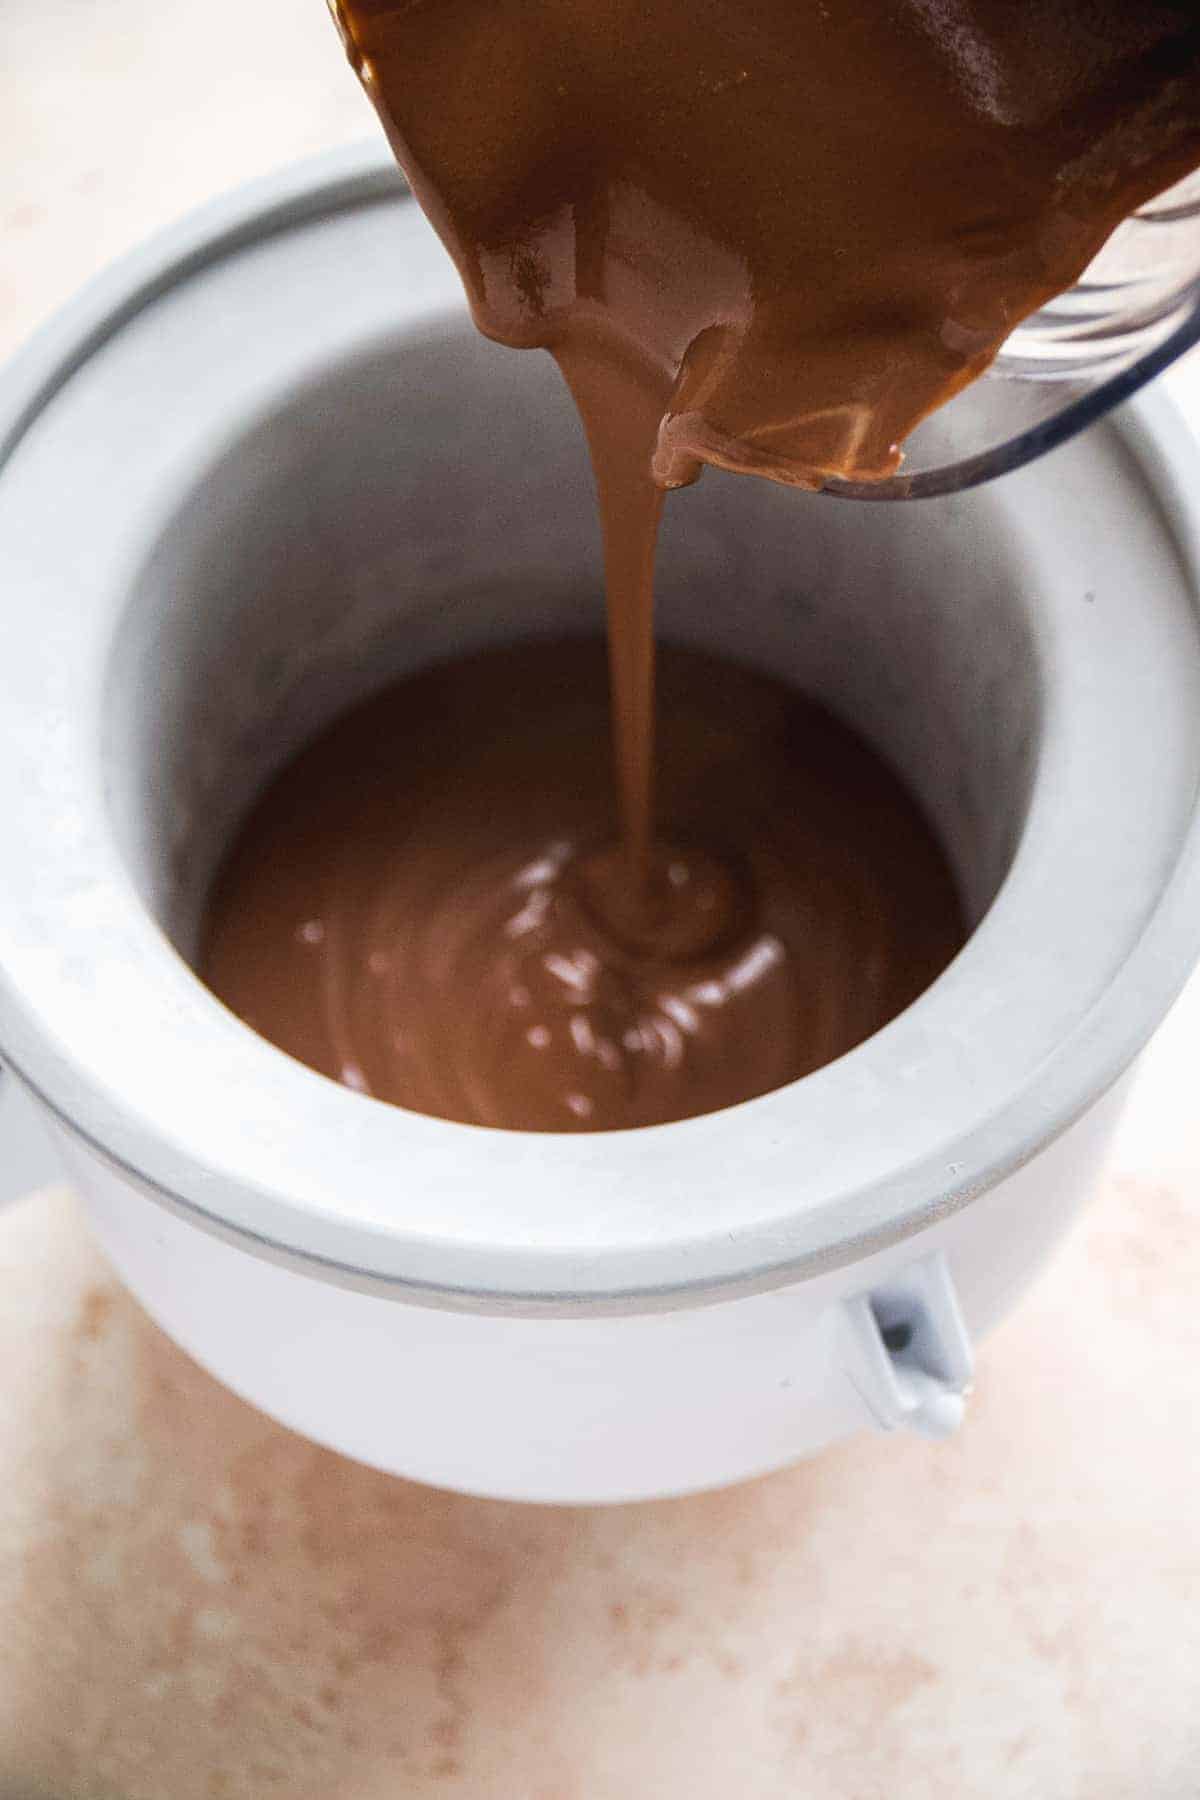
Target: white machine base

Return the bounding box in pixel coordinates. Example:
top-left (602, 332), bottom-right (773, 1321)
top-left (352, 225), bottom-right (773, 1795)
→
top-left (53, 1075), bottom-right (1126, 1505)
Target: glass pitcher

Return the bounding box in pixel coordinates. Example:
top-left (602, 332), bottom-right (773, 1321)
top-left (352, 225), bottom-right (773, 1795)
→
top-left (829, 170), bottom-right (1200, 500)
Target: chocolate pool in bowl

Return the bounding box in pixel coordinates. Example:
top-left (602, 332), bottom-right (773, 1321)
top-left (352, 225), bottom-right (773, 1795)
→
top-left (200, 637), bottom-right (966, 1133)
top-left (1, 152), bottom-right (1200, 1499)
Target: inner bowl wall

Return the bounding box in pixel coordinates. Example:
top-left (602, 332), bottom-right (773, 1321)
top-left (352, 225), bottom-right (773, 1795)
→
top-left (104, 325), bottom-right (1042, 960)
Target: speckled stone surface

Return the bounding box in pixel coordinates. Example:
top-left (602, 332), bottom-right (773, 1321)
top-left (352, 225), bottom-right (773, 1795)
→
top-left (2, 4), bottom-right (1199, 1795)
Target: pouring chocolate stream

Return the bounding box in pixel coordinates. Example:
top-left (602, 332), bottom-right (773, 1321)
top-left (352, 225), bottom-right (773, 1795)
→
top-left (330, 0), bottom-right (1198, 894)
top-left (205, 3), bottom-right (1200, 1132)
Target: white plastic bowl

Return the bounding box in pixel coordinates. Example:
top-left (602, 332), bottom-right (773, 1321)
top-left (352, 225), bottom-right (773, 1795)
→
top-left (2, 146), bottom-right (1199, 1500)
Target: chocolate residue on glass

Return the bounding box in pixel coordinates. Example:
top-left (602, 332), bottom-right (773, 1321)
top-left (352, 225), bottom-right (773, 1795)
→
top-left (332, 0), bottom-right (1200, 490)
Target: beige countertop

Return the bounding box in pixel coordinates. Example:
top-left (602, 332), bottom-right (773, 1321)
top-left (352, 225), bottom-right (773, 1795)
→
top-left (2, 1174), bottom-right (1197, 1800)
top-left (2, 4), bottom-right (1199, 1795)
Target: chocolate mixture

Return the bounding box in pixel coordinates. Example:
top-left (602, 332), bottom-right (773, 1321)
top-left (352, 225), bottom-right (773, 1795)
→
top-left (204, 2), bottom-right (1200, 1131)
top-left (203, 642), bottom-right (963, 1129)
top-left (332, 0), bottom-right (1200, 492)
